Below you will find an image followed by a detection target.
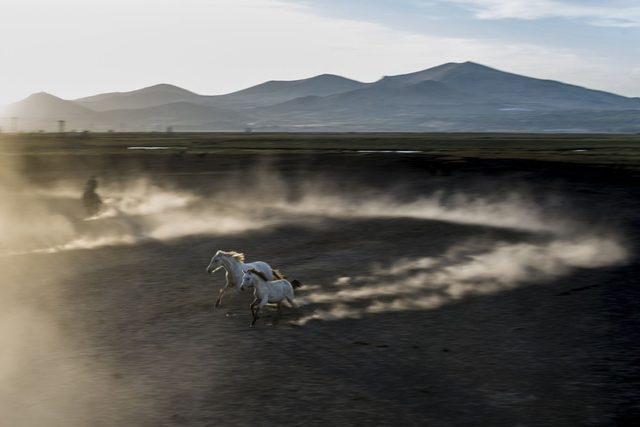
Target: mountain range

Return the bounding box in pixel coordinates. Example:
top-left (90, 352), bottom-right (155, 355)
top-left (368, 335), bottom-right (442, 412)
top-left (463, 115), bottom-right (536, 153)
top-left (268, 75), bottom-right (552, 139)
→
top-left (3, 62), bottom-right (639, 133)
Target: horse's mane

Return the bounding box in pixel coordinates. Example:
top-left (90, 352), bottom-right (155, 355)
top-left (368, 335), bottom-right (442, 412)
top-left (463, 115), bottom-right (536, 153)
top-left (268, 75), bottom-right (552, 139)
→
top-left (247, 268), bottom-right (269, 281)
top-left (221, 251), bottom-right (245, 262)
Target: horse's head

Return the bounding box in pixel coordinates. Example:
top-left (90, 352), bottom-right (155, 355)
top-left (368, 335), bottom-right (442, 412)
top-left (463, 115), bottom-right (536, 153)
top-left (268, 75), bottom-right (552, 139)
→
top-left (206, 250), bottom-right (224, 274)
top-left (239, 270), bottom-right (256, 291)
top-left (240, 268), bottom-right (267, 291)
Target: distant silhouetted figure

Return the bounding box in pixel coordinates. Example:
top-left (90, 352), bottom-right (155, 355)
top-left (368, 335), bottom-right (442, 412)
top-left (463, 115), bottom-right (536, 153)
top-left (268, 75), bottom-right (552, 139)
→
top-left (83, 176), bottom-right (103, 217)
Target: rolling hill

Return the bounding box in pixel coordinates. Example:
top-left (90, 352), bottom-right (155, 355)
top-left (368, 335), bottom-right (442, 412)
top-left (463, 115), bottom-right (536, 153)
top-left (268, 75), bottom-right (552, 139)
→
top-left (5, 92), bottom-right (93, 118)
top-left (208, 74), bottom-right (367, 109)
top-left (74, 84), bottom-right (201, 111)
top-left (3, 62), bottom-right (639, 132)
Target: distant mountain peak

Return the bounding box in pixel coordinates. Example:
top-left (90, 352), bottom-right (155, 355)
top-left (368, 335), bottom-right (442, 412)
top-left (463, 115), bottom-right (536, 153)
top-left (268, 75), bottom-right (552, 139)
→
top-left (73, 83), bottom-right (200, 111)
top-left (133, 83), bottom-right (197, 95)
top-left (454, 61), bottom-right (501, 72)
top-left (16, 91), bottom-right (76, 106)
top-left (223, 73), bottom-right (366, 106)
top-left (145, 83), bottom-right (180, 89)
top-left (460, 60), bottom-right (483, 66)
top-left (308, 73), bottom-right (356, 81)
top-left (25, 91), bottom-right (63, 101)
top-left (251, 73), bottom-right (361, 87)
top-left (378, 61), bottom-right (500, 86)
top-left (4, 91), bottom-right (91, 119)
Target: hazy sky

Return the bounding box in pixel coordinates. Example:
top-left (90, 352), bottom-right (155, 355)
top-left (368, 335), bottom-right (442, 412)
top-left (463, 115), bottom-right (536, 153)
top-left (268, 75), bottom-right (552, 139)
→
top-left (1, 0), bottom-right (638, 105)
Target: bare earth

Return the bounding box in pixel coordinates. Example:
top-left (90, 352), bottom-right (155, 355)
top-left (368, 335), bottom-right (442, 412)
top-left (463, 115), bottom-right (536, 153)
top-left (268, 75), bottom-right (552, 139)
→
top-left (2, 136), bottom-right (639, 426)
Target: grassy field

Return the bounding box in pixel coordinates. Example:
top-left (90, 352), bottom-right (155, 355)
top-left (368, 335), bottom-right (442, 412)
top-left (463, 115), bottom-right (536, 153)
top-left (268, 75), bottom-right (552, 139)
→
top-left (1, 132), bottom-right (640, 168)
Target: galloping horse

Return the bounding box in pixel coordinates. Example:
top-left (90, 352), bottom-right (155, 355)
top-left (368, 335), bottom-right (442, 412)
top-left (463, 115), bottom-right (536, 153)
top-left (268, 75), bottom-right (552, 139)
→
top-left (240, 268), bottom-right (302, 326)
top-left (206, 250), bottom-right (283, 308)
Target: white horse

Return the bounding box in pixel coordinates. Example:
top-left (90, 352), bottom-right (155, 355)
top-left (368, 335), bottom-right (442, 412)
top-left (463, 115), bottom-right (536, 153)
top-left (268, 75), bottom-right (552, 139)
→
top-left (240, 268), bottom-right (302, 326)
top-left (206, 250), bottom-right (283, 308)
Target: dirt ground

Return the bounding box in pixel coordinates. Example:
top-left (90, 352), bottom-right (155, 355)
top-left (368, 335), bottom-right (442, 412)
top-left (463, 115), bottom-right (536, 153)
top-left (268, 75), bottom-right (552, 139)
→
top-left (1, 144), bottom-right (639, 426)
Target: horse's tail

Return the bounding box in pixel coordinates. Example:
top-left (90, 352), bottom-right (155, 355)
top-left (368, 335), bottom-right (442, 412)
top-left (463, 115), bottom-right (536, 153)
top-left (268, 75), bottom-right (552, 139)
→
top-left (272, 268), bottom-right (285, 280)
top-left (291, 279), bottom-right (303, 289)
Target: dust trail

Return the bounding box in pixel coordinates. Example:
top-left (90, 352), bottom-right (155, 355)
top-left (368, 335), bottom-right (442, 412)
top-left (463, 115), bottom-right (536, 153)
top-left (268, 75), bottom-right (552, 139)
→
top-left (0, 158), bottom-right (152, 426)
top-left (0, 177), bottom-right (271, 256)
top-left (276, 191), bottom-right (562, 232)
top-left (296, 235), bottom-right (627, 324)
top-left (0, 167), bottom-right (568, 256)
top-left (92, 179), bottom-right (196, 219)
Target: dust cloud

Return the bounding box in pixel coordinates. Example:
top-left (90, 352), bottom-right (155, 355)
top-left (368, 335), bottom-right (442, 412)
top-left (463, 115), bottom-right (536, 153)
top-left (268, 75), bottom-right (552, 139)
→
top-left (0, 159), bottom-right (152, 426)
top-left (0, 168), bottom-right (569, 257)
top-left (296, 235), bottom-right (627, 324)
top-left (1, 176), bottom-right (270, 256)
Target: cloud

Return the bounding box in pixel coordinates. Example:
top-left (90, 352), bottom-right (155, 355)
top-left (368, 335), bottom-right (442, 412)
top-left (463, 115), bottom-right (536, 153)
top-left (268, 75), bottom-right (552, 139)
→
top-left (446, 0), bottom-right (640, 27)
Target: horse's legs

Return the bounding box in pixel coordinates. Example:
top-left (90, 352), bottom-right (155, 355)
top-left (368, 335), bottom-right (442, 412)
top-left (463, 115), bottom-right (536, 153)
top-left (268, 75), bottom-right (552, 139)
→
top-left (249, 298), bottom-right (258, 317)
top-left (251, 300), bottom-right (268, 327)
top-left (251, 306), bottom-right (260, 327)
top-left (215, 274), bottom-right (231, 309)
top-left (214, 285), bottom-right (228, 309)
top-left (286, 297), bottom-right (298, 310)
